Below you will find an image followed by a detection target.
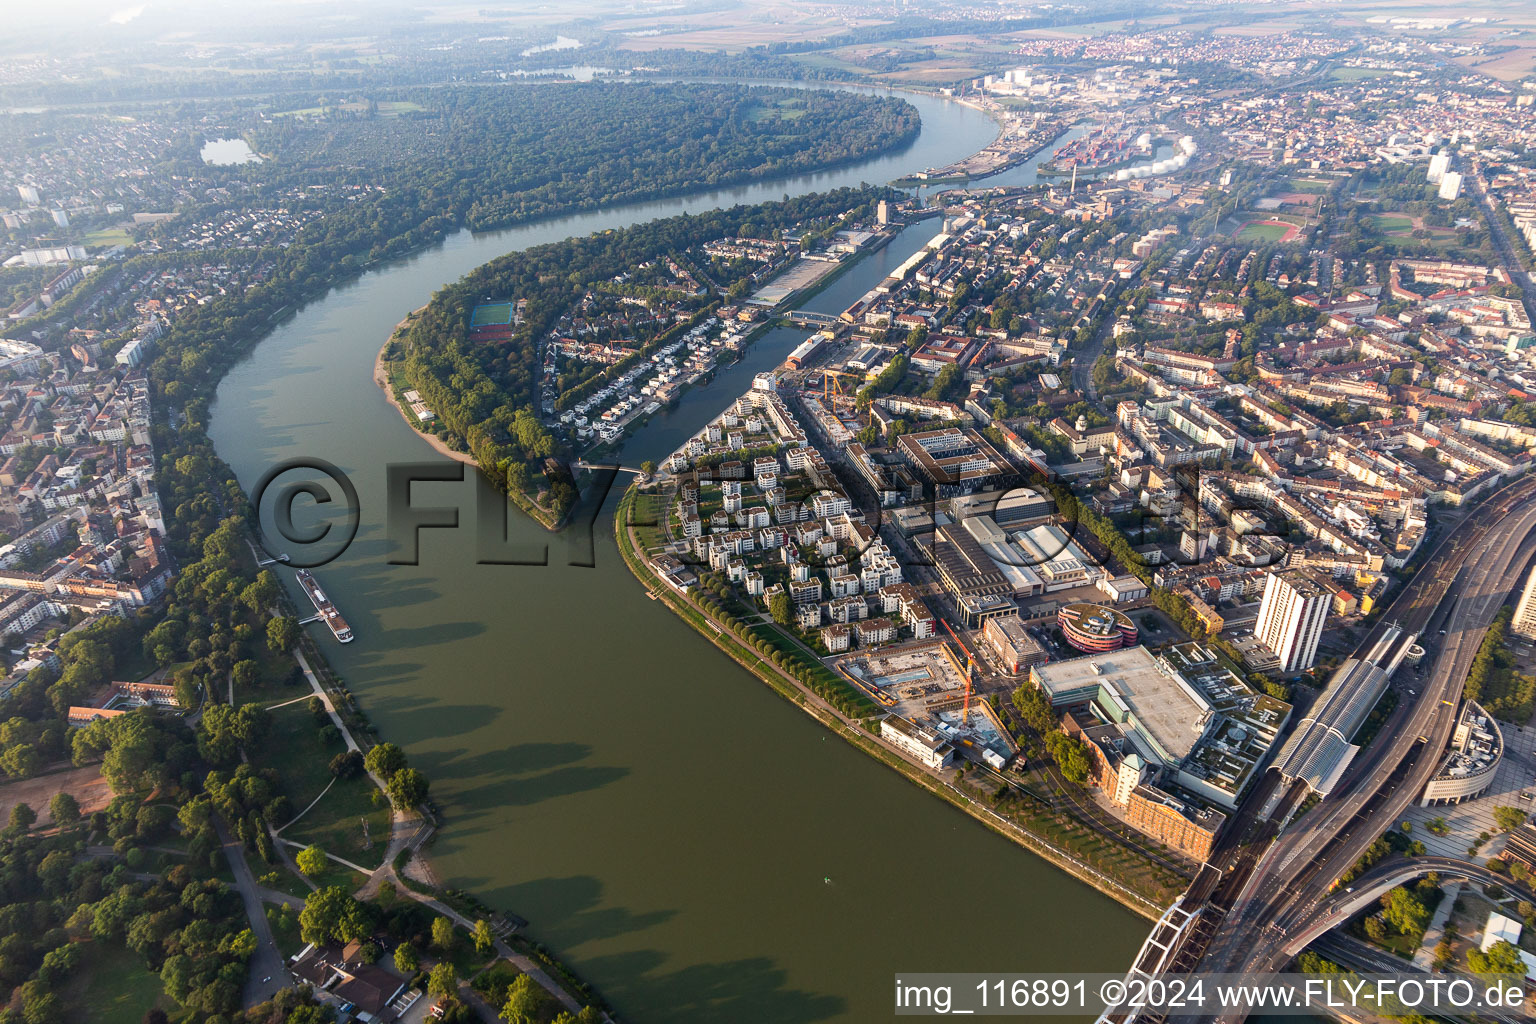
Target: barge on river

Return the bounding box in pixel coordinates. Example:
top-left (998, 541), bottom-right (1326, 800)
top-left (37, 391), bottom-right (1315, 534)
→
top-left (296, 569), bottom-right (353, 643)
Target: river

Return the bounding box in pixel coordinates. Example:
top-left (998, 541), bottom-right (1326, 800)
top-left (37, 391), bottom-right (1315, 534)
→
top-left (208, 88), bottom-right (1144, 1022)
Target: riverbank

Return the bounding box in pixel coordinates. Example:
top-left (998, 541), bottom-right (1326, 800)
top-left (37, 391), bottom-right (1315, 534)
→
top-left (373, 320), bottom-right (565, 532)
top-left (373, 308), bottom-right (474, 470)
top-left (897, 124), bottom-right (1068, 187)
top-left (207, 84), bottom-right (1136, 1021)
top-left (614, 484), bottom-right (1170, 921)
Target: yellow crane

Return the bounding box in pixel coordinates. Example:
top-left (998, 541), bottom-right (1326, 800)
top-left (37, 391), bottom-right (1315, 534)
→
top-left (819, 368), bottom-right (860, 411)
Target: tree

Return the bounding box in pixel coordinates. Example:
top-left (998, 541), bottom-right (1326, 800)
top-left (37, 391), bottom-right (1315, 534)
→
top-left (387, 768), bottom-right (429, 810)
top-left (1, 743), bottom-right (40, 779)
top-left (428, 962), bottom-right (458, 1000)
top-left (501, 975), bottom-right (548, 1022)
top-left (47, 792), bottom-right (80, 828)
top-left (21, 990), bottom-right (62, 1024)
top-left (432, 916), bottom-right (455, 951)
top-left (231, 660), bottom-right (260, 692)
top-left (1469, 939), bottom-right (1525, 977)
top-left (1010, 684), bottom-right (1056, 735)
top-left (299, 886), bottom-right (359, 946)
top-left (1381, 886), bottom-right (1430, 936)
top-left (240, 572), bottom-right (280, 615)
top-left (296, 845), bottom-right (328, 877)
top-left (265, 616), bottom-right (300, 654)
top-left (329, 750), bottom-right (363, 779)
top-left (364, 742), bottom-right (407, 780)
top-left (8, 803), bottom-right (35, 833)
top-left (394, 942), bottom-right (419, 974)
top-left (474, 918), bottom-right (494, 956)
top-left (768, 592), bottom-right (793, 627)
top-left (1042, 732), bottom-right (1091, 784)
top-left (1495, 806), bottom-right (1527, 832)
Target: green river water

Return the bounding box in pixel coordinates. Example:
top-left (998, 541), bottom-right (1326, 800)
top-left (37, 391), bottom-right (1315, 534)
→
top-left (207, 86), bottom-right (1144, 1023)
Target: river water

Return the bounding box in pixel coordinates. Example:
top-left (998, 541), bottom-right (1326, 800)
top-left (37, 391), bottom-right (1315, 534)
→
top-left (209, 89), bottom-right (1143, 1022)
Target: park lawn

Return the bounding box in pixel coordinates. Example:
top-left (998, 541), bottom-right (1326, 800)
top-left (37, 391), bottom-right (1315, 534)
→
top-left (61, 942), bottom-right (170, 1023)
top-left (1235, 221), bottom-right (1293, 242)
top-left (305, 859), bottom-right (368, 894)
top-left (444, 927), bottom-right (499, 977)
top-left (749, 623), bottom-right (804, 658)
top-left (1370, 214), bottom-right (1415, 233)
top-left (83, 228), bottom-right (133, 249)
top-left (253, 640), bottom-right (304, 693)
top-left (283, 771), bottom-right (392, 869)
top-left (258, 702), bottom-right (345, 820)
top-left (627, 493), bottom-right (668, 552)
top-left (114, 645), bottom-right (160, 683)
top-left (260, 865), bottom-right (313, 902)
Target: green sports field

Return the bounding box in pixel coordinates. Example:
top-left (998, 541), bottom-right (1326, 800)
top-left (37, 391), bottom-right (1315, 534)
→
top-left (470, 301), bottom-right (514, 328)
top-left (1235, 220), bottom-right (1296, 242)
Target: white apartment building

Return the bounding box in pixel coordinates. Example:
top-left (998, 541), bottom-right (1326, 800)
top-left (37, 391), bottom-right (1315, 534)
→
top-left (1255, 568), bottom-right (1331, 674)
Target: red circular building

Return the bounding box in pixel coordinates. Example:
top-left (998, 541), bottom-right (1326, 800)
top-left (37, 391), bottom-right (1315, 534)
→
top-left (1058, 603), bottom-right (1138, 653)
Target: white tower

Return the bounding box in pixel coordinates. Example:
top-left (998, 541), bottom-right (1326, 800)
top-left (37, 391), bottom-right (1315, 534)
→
top-left (1255, 569), bottom-right (1331, 674)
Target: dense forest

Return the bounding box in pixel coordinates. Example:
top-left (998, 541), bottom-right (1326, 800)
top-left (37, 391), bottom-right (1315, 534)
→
top-left (241, 83), bottom-right (918, 232)
top-left (396, 188), bottom-right (886, 519)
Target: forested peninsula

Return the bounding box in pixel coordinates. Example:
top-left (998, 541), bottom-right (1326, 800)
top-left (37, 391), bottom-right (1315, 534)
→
top-left (245, 82), bottom-right (917, 233)
top-left (392, 188), bottom-right (889, 522)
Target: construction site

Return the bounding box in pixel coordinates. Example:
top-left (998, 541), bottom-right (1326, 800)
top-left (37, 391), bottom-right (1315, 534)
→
top-left (837, 639), bottom-right (1019, 767)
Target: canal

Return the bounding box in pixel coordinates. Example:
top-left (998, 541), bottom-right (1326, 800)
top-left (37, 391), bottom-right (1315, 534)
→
top-left (208, 87), bottom-right (1144, 1023)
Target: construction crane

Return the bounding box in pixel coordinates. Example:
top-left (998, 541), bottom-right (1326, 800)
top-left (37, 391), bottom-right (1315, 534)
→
top-left (819, 368), bottom-right (860, 411)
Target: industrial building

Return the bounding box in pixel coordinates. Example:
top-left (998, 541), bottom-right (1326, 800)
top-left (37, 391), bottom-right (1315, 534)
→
top-left (896, 427), bottom-right (1018, 497)
top-left (930, 521), bottom-right (1018, 627)
top-left (949, 486), bottom-right (1055, 527)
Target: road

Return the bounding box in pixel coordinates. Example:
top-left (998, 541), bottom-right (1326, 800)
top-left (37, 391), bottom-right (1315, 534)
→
top-left (1199, 477), bottom-right (1536, 995)
top-left (1466, 161), bottom-right (1536, 316)
top-left (216, 816), bottom-right (290, 1008)
top-left (1096, 473), bottom-right (1536, 1024)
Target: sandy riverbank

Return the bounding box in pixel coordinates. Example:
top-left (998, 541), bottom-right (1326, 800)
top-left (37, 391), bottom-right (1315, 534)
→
top-left (373, 308), bottom-right (475, 468)
top-left (373, 314), bottom-right (563, 530)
